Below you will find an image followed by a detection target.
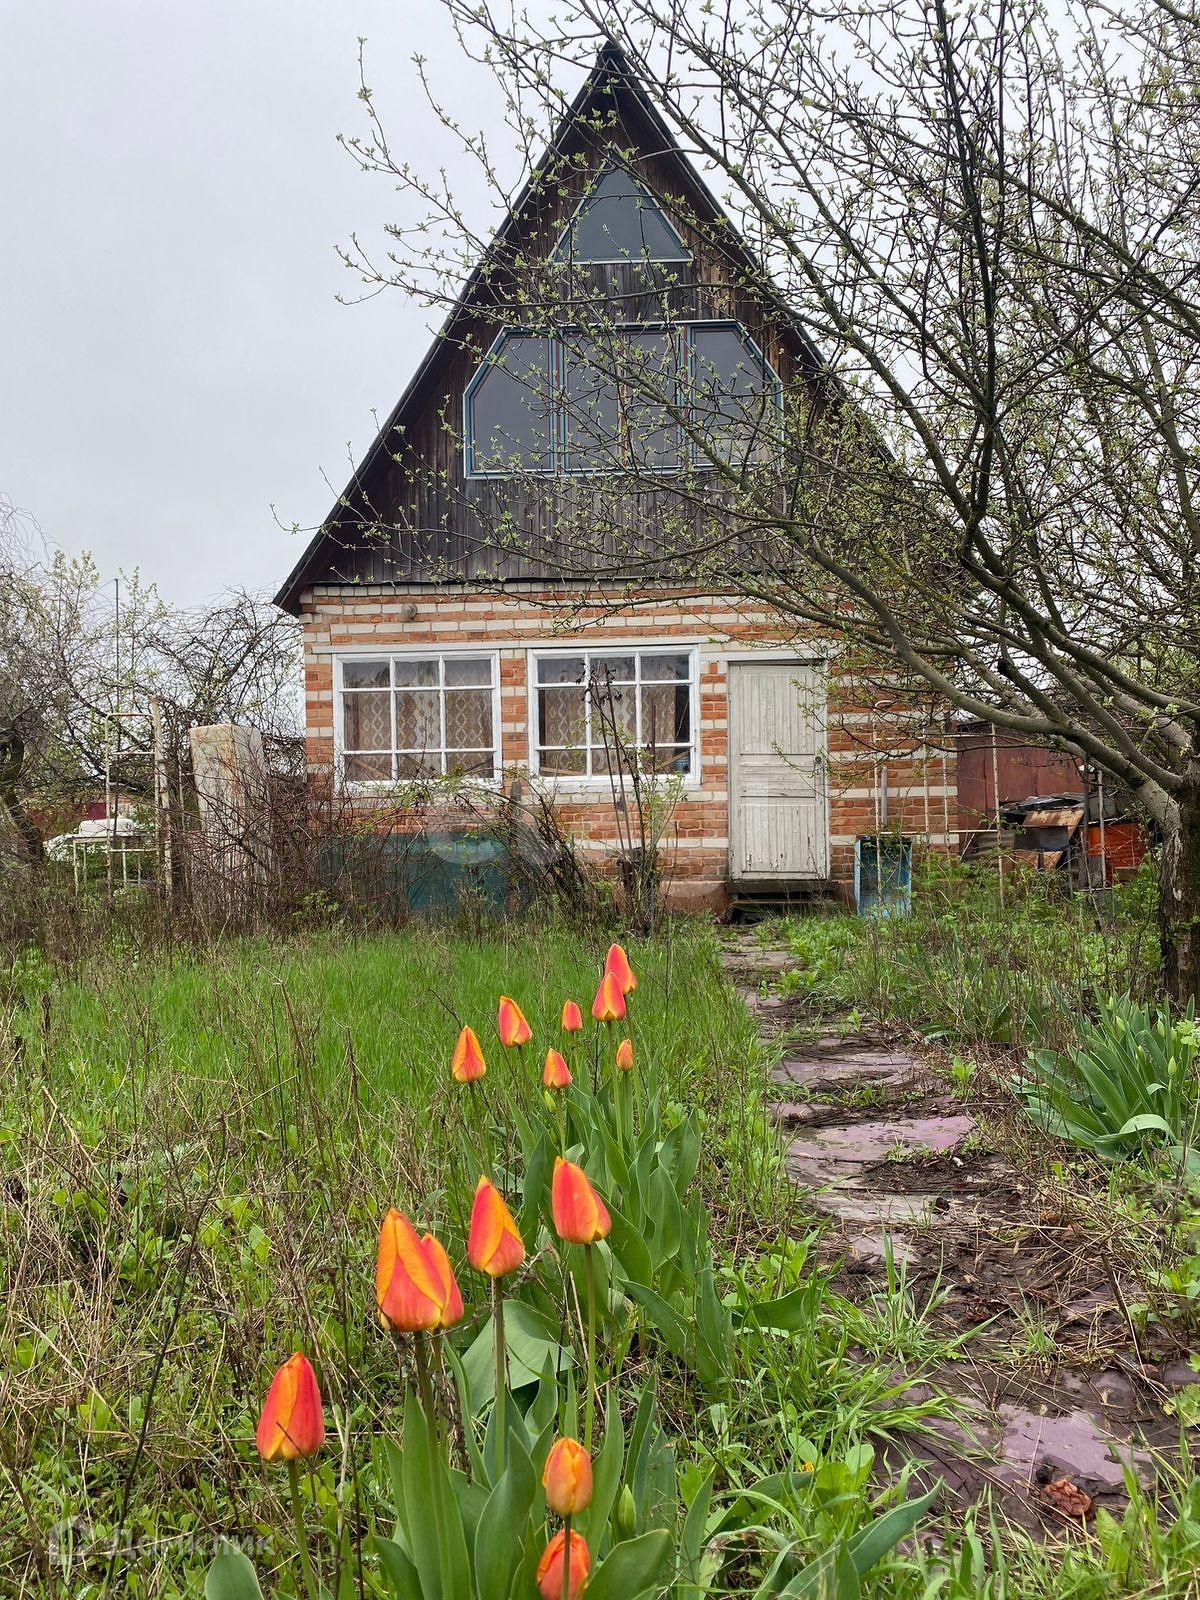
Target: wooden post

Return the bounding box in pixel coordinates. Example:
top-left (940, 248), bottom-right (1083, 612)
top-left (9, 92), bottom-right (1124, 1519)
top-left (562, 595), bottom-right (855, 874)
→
top-left (151, 695), bottom-right (173, 906)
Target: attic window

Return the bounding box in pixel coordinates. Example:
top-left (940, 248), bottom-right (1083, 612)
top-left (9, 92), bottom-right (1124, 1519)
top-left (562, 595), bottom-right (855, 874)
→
top-left (465, 322), bottom-right (781, 477)
top-left (552, 164), bottom-right (691, 264)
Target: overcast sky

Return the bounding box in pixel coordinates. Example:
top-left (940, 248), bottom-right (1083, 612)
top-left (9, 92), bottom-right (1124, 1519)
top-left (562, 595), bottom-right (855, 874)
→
top-left (1, 2), bottom-right (520, 607)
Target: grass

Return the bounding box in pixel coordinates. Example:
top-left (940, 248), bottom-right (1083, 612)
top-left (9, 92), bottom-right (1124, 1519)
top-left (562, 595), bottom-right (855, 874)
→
top-left (5, 902), bottom-right (1200, 1599)
top-left (3, 918), bottom-right (954, 1597)
top-left (774, 856), bottom-right (1161, 1052)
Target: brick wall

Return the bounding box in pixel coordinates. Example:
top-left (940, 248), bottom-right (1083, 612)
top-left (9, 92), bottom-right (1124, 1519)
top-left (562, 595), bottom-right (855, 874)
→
top-left (298, 584), bottom-right (958, 909)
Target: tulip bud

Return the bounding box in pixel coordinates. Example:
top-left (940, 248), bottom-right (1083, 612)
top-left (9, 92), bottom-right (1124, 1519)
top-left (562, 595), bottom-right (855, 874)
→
top-left (591, 971), bottom-right (626, 1024)
top-left (615, 1038), bottom-right (634, 1072)
top-left (451, 1025), bottom-right (487, 1083)
top-left (604, 943), bottom-right (637, 995)
top-left (615, 1483), bottom-right (637, 1539)
top-left (467, 1176), bottom-right (525, 1279)
top-left (543, 1048), bottom-right (572, 1089)
top-left (255, 1352), bottom-right (325, 1462)
top-left (376, 1208), bottom-right (464, 1333)
top-left (536, 1529), bottom-right (590, 1600)
top-left (498, 995), bottom-right (532, 1048)
top-left (561, 999), bottom-right (584, 1032)
top-left (543, 1437), bottom-right (593, 1516)
top-left (551, 1157), bottom-right (611, 1244)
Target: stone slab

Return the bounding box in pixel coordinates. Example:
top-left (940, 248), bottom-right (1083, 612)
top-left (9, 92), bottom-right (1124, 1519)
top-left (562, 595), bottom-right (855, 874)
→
top-left (772, 1053), bottom-right (916, 1090)
top-left (786, 1114), bottom-right (976, 1169)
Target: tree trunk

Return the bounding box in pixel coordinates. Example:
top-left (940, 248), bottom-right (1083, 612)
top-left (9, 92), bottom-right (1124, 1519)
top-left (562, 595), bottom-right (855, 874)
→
top-left (0, 725), bottom-right (44, 866)
top-left (1159, 776), bottom-right (1200, 1009)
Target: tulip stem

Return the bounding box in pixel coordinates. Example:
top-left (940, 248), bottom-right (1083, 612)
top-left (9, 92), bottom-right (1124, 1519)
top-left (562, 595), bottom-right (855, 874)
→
top-left (493, 1276), bottom-right (507, 1482)
top-left (287, 1458), bottom-right (319, 1600)
top-left (561, 1512), bottom-right (573, 1600)
top-left (583, 1244), bottom-right (597, 1456)
top-left (413, 1333), bottom-right (437, 1426)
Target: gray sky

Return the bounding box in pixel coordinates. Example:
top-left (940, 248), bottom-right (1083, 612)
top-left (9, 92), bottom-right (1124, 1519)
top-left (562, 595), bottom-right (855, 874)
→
top-left (1, 1), bottom-right (512, 607)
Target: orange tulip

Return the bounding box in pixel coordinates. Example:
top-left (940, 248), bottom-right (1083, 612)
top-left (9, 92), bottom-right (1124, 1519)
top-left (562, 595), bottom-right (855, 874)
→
top-left (543, 1437), bottom-right (593, 1516)
top-left (498, 995), bottom-right (532, 1047)
top-left (561, 999), bottom-right (584, 1032)
top-left (604, 943), bottom-right (637, 995)
top-left (467, 1176), bottom-right (526, 1278)
top-left (591, 971), bottom-right (626, 1024)
top-left (615, 1038), bottom-right (634, 1072)
top-left (536, 1529), bottom-right (590, 1600)
top-left (543, 1048), bottom-right (572, 1089)
top-left (551, 1157), bottom-right (611, 1244)
top-left (255, 1352), bottom-right (325, 1462)
top-left (376, 1208), bottom-right (464, 1333)
top-left (451, 1025), bottom-right (487, 1083)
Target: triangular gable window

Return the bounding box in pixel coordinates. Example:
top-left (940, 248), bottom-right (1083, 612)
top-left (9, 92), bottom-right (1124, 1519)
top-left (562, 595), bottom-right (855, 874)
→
top-left (552, 163), bottom-right (691, 264)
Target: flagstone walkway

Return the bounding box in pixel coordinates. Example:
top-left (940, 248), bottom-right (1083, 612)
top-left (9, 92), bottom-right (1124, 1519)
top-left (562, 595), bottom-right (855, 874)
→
top-left (721, 927), bottom-right (1200, 1532)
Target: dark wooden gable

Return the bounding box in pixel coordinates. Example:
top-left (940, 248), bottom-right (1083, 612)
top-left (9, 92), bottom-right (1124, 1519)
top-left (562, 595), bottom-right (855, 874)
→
top-left (275, 44), bottom-right (828, 614)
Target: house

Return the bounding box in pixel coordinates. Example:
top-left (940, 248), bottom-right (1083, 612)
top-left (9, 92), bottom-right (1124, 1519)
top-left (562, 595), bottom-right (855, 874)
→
top-left (274, 45), bottom-right (957, 911)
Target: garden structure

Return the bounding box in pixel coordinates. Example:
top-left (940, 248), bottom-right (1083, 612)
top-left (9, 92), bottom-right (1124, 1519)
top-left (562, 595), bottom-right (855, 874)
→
top-left (275, 44), bottom-right (957, 911)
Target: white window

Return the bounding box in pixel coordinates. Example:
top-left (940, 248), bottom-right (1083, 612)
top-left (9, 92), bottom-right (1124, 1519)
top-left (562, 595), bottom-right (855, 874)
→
top-left (337, 655), bottom-right (499, 783)
top-left (532, 649), bottom-right (697, 779)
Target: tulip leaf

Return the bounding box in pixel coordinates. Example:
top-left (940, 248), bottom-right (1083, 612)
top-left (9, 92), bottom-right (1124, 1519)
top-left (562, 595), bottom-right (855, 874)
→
top-left (372, 1536), bottom-right (422, 1600)
top-left (624, 1280), bottom-right (690, 1364)
top-left (675, 1468), bottom-right (718, 1600)
top-left (204, 1543), bottom-right (264, 1600)
top-left (398, 1388), bottom-right (471, 1600)
top-left (737, 1287), bottom-right (815, 1333)
top-left (842, 1485), bottom-right (939, 1575)
top-left (585, 1530), bottom-right (673, 1600)
top-left (776, 1540), bottom-right (861, 1598)
top-left (461, 1301), bottom-right (572, 1412)
top-left (606, 1202), bottom-right (653, 1287)
top-left (474, 1430), bottom-right (535, 1600)
top-left (577, 1383), bottom-right (625, 1548)
top-left (695, 1267), bottom-right (734, 1386)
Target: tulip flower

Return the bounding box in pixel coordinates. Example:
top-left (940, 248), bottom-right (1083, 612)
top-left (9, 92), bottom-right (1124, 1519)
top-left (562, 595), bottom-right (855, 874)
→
top-left (604, 943), bottom-right (637, 995)
top-left (376, 1208), bottom-right (464, 1334)
top-left (615, 1038), bottom-right (634, 1072)
top-left (536, 1529), bottom-right (590, 1600)
top-left (561, 999), bottom-right (583, 1032)
top-left (498, 995), bottom-right (532, 1047)
top-left (543, 1048), bottom-right (572, 1089)
top-left (552, 1158), bottom-right (609, 1453)
top-left (551, 1158), bottom-right (611, 1244)
top-left (543, 1437), bottom-right (593, 1516)
top-left (255, 1352), bottom-right (325, 1462)
top-left (255, 1352), bottom-right (324, 1600)
top-left (467, 1177), bottom-right (525, 1279)
top-left (450, 1025), bottom-right (487, 1083)
top-left (591, 971), bottom-right (626, 1024)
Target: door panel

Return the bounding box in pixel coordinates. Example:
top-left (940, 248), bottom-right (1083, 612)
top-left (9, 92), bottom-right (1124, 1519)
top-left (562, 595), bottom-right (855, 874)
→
top-left (728, 662), bottom-right (829, 880)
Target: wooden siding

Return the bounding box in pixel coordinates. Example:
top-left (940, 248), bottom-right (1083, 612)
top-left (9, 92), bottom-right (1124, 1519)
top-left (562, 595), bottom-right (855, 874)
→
top-left (299, 87), bottom-right (815, 593)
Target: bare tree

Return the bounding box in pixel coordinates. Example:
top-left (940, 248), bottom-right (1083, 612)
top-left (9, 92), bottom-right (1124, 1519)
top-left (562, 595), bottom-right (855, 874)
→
top-left (339, 0), bottom-right (1200, 1001)
top-left (0, 502), bottom-right (301, 866)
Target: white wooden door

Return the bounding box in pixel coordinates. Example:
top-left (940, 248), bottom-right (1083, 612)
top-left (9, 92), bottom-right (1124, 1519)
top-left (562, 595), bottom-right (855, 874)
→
top-left (728, 662), bottom-right (829, 881)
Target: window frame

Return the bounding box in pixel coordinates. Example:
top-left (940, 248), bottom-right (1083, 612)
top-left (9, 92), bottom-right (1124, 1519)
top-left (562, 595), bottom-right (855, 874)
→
top-left (550, 162), bottom-right (693, 267)
top-left (463, 322), bottom-right (782, 480)
top-left (686, 320), bottom-right (785, 469)
top-left (335, 650), bottom-right (502, 790)
top-left (527, 645), bottom-right (701, 786)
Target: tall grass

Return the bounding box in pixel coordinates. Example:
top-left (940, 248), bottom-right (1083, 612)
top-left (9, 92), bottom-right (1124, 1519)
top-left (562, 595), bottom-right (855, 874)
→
top-left (0, 921), bottom-right (782, 1597)
top-left (778, 857), bottom-right (1161, 1051)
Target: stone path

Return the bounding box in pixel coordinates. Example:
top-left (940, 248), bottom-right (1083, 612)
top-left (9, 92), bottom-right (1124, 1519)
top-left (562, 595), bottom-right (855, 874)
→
top-left (721, 928), bottom-right (1200, 1531)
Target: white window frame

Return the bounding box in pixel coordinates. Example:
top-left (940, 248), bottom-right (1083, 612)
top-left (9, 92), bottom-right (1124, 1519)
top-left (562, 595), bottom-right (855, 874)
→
top-left (334, 651), bottom-right (502, 789)
top-left (528, 646), bottom-right (700, 786)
